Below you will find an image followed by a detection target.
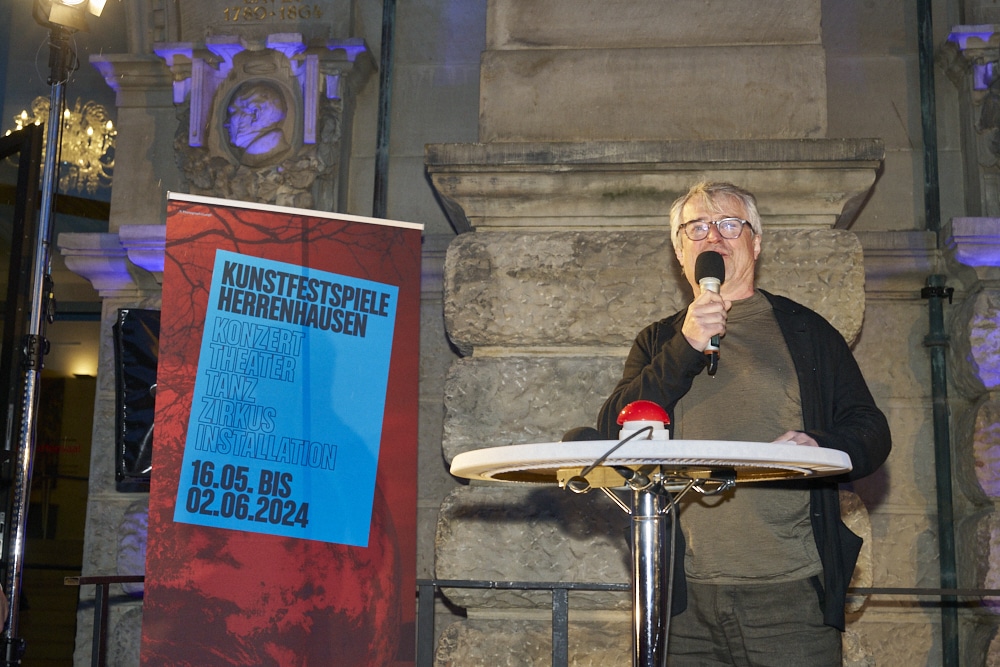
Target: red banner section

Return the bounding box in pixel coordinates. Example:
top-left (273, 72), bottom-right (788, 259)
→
top-left (141, 194), bottom-right (422, 666)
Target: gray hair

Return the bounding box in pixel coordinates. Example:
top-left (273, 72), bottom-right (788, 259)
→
top-left (669, 182), bottom-right (763, 250)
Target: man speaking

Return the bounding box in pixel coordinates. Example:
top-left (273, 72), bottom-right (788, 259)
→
top-left (597, 181), bottom-right (891, 665)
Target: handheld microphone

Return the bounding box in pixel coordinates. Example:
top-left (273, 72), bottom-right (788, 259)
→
top-left (694, 251), bottom-right (726, 375)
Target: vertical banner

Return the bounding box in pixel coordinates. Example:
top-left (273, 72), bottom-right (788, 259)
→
top-left (141, 193), bottom-right (421, 666)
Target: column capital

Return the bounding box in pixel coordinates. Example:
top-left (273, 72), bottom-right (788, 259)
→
top-left (943, 25), bottom-right (1000, 90)
top-left (119, 225), bottom-right (167, 274)
top-left (941, 26), bottom-right (1000, 216)
top-left (57, 227), bottom-right (165, 297)
top-left (943, 217), bottom-right (1000, 285)
top-left (88, 55), bottom-right (176, 108)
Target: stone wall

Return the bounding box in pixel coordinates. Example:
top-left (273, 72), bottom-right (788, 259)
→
top-left (479, 0), bottom-right (826, 142)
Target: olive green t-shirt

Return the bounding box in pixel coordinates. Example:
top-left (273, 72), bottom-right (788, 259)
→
top-left (673, 291), bottom-right (822, 583)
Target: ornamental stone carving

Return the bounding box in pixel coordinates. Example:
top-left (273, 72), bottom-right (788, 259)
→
top-left (155, 34), bottom-right (371, 209)
top-left (943, 26), bottom-right (1000, 215)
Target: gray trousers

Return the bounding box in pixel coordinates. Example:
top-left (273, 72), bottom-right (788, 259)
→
top-left (667, 577), bottom-right (842, 667)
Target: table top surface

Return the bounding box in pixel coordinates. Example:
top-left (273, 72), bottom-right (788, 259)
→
top-left (450, 439), bottom-right (852, 486)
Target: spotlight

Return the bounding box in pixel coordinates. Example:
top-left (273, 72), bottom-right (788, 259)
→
top-left (33, 0), bottom-right (106, 32)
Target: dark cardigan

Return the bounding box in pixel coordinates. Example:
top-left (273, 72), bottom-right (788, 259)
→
top-left (597, 290), bottom-right (891, 631)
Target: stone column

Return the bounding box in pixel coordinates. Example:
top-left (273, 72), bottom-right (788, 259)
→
top-left (88, 55), bottom-right (179, 230)
top-left (58, 226), bottom-right (164, 665)
top-left (427, 0), bottom-right (891, 661)
top-left (852, 229), bottom-right (943, 663)
top-left (942, 217), bottom-right (1000, 663)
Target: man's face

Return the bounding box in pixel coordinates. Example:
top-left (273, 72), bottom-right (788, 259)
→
top-left (225, 86), bottom-right (286, 150)
top-left (673, 194), bottom-right (761, 300)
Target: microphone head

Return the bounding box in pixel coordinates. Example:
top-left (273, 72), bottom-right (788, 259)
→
top-left (694, 251), bottom-right (726, 284)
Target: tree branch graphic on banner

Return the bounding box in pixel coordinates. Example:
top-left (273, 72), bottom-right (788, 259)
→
top-left (141, 194), bottom-right (421, 666)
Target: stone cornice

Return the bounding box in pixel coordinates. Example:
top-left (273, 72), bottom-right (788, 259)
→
top-left (426, 139), bottom-right (886, 166)
top-left (57, 226), bottom-right (165, 297)
top-left (425, 139), bottom-right (884, 233)
top-left (943, 217), bottom-right (1000, 286)
top-left (88, 55), bottom-right (175, 108)
top-left (856, 230), bottom-right (942, 299)
top-left (945, 218), bottom-right (1000, 267)
top-left (119, 225), bottom-right (167, 274)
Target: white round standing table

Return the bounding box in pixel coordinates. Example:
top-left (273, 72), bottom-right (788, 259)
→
top-left (450, 439), bottom-right (852, 667)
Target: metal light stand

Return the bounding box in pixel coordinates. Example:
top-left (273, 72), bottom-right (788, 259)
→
top-left (2, 23), bottom-right (72, 666)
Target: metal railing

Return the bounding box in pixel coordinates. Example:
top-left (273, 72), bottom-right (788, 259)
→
top-left (415, 580), bottom-right (1000, 667)
top-left (416, 578), bottom-right (630, 667)
top-left (64, 574), bottom-right (144, 667)
top-left (67, 575), bottom-right (1000, 667)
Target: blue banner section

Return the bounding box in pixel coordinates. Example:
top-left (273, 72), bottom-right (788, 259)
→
top-left (173, 249), bottom-right (398, 546)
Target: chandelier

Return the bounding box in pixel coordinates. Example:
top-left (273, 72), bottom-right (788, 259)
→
top-left (5, 96), bottom-right (116, 195)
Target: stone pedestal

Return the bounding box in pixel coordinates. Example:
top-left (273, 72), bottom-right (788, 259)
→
top-left (428, 137), bottom-right (883, 663)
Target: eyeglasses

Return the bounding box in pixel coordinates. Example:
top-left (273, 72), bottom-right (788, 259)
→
top-left (677, 217), bottom-right (750, 241)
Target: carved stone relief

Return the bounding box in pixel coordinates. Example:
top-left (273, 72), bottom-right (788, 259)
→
top-left (156, 35), bottom-right (369, 210)
top-left (217, 76), bottom-right (296, 167)
top-left (174, 97), bottom-right (341, 209)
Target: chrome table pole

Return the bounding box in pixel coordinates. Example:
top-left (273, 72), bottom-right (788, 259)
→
top-left (631, 486), bottom-right (669, 667)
